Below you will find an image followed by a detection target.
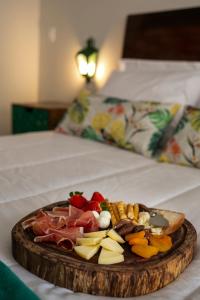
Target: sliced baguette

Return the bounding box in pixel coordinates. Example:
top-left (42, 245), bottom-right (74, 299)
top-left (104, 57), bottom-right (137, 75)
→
top-left (153, 208), bottom-right (185, 235)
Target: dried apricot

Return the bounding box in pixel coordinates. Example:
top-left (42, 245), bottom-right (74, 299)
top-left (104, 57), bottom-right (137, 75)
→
top-left (129, 237), bottom-right (148, 246)
top-left (132, 244), bottom-right (159, 258)
top-left (125, 230), bottom-right (145, 241)
top-left (149, 235), bottom-right (172, 252)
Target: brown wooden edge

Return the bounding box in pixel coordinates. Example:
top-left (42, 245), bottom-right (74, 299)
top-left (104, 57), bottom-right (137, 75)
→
top-left (123, 7), bottom-right (200, 61)
top-left (12, 202), bottom-right (197, 297)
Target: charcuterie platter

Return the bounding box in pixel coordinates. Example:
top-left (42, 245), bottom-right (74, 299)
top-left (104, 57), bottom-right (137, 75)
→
top-left (12, 192), bottom-right (197, 297)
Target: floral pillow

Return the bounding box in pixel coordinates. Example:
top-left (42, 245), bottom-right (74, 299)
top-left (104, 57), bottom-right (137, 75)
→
top-left (159, 106), bottom-right (200, 168)
top-left (56, 94), bottom-right (181, 158)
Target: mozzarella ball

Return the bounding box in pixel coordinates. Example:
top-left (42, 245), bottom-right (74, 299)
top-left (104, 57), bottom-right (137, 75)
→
top-left (92, 211), bottom-right (100, 219)
top-left (98, 216), bottom-right (110, 229)
top-left (100, 211), bottom-right (111, 219)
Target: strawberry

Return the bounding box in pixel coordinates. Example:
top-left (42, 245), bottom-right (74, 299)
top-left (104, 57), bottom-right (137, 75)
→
top-left (68, 191), bottom-right (87, 209)
top-left (91, 192), bottom-right (105, 203)
top-left (83, 200), bottom-right (102, 213)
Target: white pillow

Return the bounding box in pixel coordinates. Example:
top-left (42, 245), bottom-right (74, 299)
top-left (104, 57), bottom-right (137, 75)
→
top-left (120, 59), bottom-right (200, 72)
top-left (100, 69), bottom-right (200, 107)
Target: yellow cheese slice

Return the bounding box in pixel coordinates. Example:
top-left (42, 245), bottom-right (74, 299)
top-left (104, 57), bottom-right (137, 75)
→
top-left (83, 230), bottom-right (107, 238)
top-left (98, 248), bottom-right (124, 265)
top-left (107, 229), bottom-right (125, 244)
top-left (100, 237), bottom-right (124, 254)
top-left (74, 245), bottom-right (100, 260)
top-left (76, 237), bottom-right (102, 246)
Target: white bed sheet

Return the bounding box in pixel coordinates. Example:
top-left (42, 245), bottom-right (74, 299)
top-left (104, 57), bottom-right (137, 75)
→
top-left (0, 131), bottom-right (200, 300)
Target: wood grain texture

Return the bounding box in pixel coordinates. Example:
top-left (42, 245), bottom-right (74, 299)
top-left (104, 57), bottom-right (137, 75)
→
top-left (12, 201), bottom-right (197, 297)
top-left (123, 7), bottom-right (200, 61)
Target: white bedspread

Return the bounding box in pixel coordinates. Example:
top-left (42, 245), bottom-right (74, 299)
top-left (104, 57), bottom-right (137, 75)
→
top-left (0, 131), bottom-right (200, 300)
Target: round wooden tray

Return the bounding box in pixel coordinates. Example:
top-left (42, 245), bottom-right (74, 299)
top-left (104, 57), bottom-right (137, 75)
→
top-left (12, 201), bottom-right (197, 297)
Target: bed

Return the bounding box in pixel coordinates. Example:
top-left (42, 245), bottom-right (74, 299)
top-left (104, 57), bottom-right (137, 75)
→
top-left (1, 7), bottom-right (200, 300)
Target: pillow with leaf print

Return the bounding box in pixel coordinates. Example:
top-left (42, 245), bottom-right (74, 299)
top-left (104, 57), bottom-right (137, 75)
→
top-left (56, 94), bottom-right (181, 158)
top-left (159, 106), bottom-right (200, 168)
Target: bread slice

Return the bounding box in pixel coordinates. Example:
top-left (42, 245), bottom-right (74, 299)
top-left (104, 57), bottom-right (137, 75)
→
top-left (153, 208), bottom-right (185, 235)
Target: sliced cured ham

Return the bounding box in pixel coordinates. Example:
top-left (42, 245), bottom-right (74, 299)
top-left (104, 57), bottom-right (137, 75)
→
top-left (22, 210), bottom-right (46, 230)
top-left (23, 204), bottom-right (99, 250)
top-left (49, 227), bottom-right (83, 241)
top-left (68, 211), bottom-right (99, 232)
top-left (22, 210), bottom-right (67, 236)
top-left (47, 205), bottom-right (83, 220)
top-left (34, 233), bottom-right (55, 243)
top-left (22, 216), bottom-right (37, 230)
top-left (52, 206), bottom-right (69, 216)
top-left (34, 227), bottom-right (83, 250)
top-left (69, 205), bottom-right (84, 218)
top-left (57, 237), bottom-right (74, 250)
top-left (33, 212), bottom-right (66, 235)
top-left (34, 233), bottom-right (74, 250)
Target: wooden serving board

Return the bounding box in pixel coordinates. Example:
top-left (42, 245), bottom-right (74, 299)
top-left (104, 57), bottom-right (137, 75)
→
top-left (12, 201), bottom-right (197, 297)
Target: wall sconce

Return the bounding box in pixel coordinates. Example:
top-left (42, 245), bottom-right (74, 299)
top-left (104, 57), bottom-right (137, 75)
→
top-left (76, 38), bottom-right (98, 84)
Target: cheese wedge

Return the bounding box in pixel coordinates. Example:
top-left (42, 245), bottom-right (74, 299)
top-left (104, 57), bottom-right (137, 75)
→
top-left (74, 245), bottom-right (100, 260)
top-left (98, 248), bottom-right (124, 265)
top-left (100, 237), bottom-right (124, 254)
top-left (83, 230), bottom-right (107, 238)
top-left (76, 237), bottom-right (102, 246)
top-left (107, 229), bottom-right (125, 244)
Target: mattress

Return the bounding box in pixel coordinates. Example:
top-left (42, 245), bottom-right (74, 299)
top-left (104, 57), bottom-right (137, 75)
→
top-left (0, 131), bottom-right (200, 300)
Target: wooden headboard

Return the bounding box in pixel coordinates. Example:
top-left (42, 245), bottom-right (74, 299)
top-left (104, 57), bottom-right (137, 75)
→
top-left (123, 7), bottom-right (200, 61)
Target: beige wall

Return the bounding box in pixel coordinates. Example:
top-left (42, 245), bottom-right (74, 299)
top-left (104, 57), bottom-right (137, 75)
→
top-left (1, 0), bottom-right (200, 134)
top-left (0, 0), bottom-right (40, 135)
top-left (39, 0), bottom-right (200, 103)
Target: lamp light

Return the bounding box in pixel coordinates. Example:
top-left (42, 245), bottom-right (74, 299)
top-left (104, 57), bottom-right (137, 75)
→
top-left (76, 38), bottom-right (98, 83)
